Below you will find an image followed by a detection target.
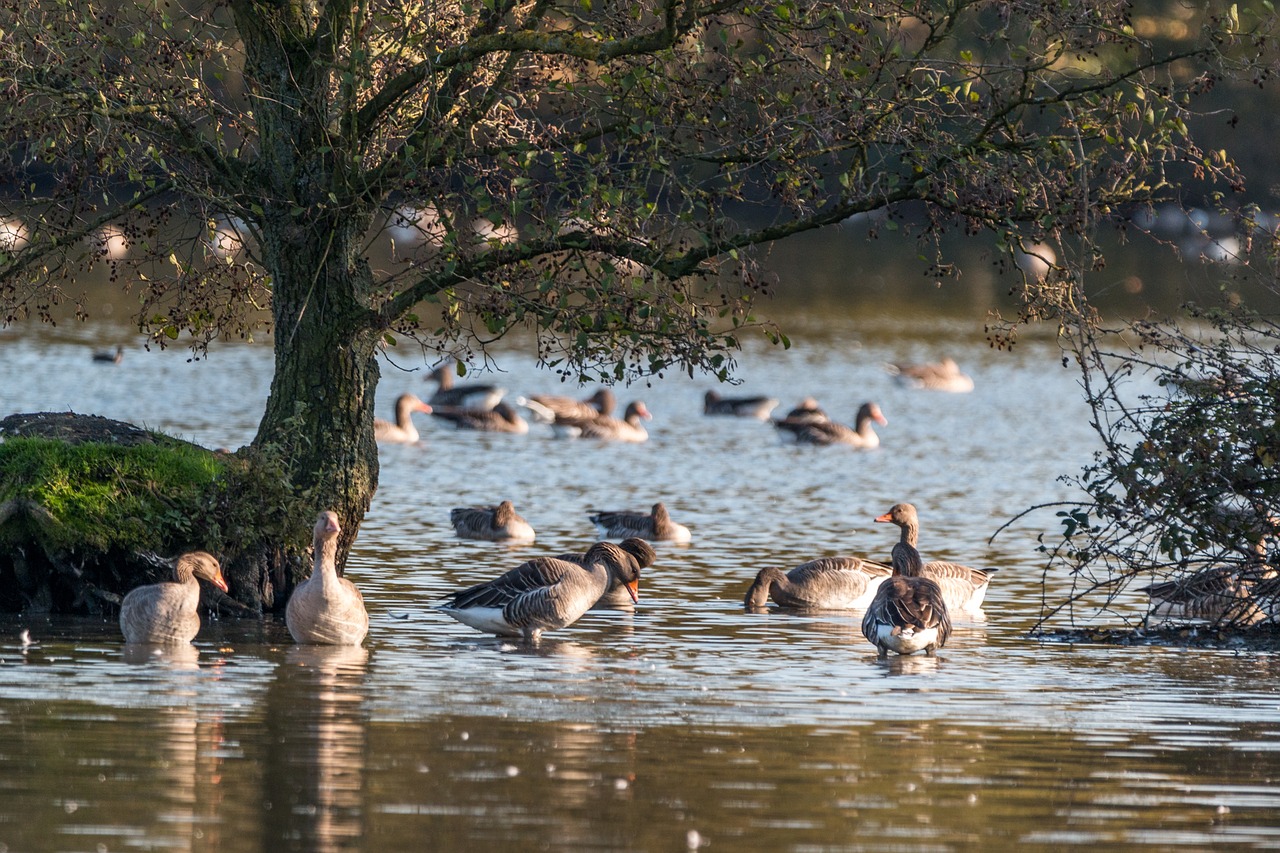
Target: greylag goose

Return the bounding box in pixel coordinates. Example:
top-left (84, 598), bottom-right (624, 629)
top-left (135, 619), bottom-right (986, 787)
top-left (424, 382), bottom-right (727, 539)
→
top-left (885, 358), bottom-right (975, 393)
top-left (518, 388), bottom-right (616, 423)
top-left (554, 538), bottom-right (657, 608)
top-left (704, 390), bottom-right (780, 420)
top-left (374, 393), bottom-right (433, 443)
top-left (426, 363), bottom-right (506, 410)
top-left (438, 540), bottom-right (645, 641)
top-left (119, 551), bottom-right (228, 644)
top-left (450, 500), bottom-right (537, 542)
top-left (874, 502), bottom-right (992, 612)
top-left (781, 397), bottom-right (828, 423)
top-left (588, 502), bottom-right (691, 543)
top-left (431, 401), bottom-right (529, 433)
top-left (286, 511), bottom-right (369, 645)
top-left (861, 569), bottom-right (952, 657)
top-left (744, 557), bottom-right (892, 611)
top-left (553, 400), bottom-right (651, 442)
top-left (773, 402), bottom-right (886, 447)
top-left (93, 345), bottom-right (125, 364)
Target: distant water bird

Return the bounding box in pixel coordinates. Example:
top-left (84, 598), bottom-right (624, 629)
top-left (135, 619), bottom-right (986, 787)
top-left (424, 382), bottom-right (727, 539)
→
top-left (518, 388), bottom-right (616, 423)
top-left (703, 390), bottom-right (780, 420)
top-left (286, 511), bottom-right (369, 645)
top-left (553, 400), bottom-right (652, 442)
top-left (1140, 567), bottom-right (1270, 625)
top-left (779, 397), bottom-right (828, 423)
top-left (374, 393), bottom-right (432, 444)
top-left (119, 551), bottom-right (228, 645)
top-left (93, 345), bottom-right (124, 364)
top-left (874, 502), bottom-right (993, 613)
top-left (744, 557), bottom-right (892, 611)
top-left (438, 540), bottom-right (646, 641)
top-left (427, 363), bottom-right (506, 411)
top-left (450, 500), bottom-right (536, 542)
top-left (431, 401), bottom-right (529, 433)
top-left (884, 358), bottom-right (974, 393)
top-left (588, 502), bottom-right (691, 543)
top-left (773, 402), bottom-right (886, 448)
top-left (555, 538), bottom-right (657, 608)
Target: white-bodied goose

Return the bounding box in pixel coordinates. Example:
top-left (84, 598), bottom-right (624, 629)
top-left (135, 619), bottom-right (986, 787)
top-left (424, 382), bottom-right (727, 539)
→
top-left (704, 390), bottom-right (780, 420)
top-left (885, 358), bottom-right (975, 393)
top-left (773, 402), bottom-right (886, 448)
top-left (555, 538), bottom-right (657, 608)
top-left (553, 400), bottom-right (651, 442)
top-left (518, 388), bottom-right (616, 423)
top-left (438, 540), bottom-right (645, 641)
top-left (588, 501), bottom-right (691, 543)
top-left (450, 500), bottom-right (537, 542)
top-left (119, 551), bottom-right (228, 644)
top-left (285, 511), bottom-right (369, 645)
top-left (374, 393), bottom-right (432, 443)
top-left (744, 557), bottom-right (892, 611)
top-left (431, 401), bottom-right (529, 433)
top-left (874, 502), bottom-right (993, 612)
top-left (427, 363), bottom-right (506, 411)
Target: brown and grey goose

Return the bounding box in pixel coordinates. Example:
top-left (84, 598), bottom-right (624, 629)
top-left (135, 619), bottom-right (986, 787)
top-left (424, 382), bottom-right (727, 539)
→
top-left (450, 500), bottom-right (537, 542)
top-left (431, 401), bottom-right (529, 433)
top-left (438, 540), bottom-right (645, 641)
top-left (553, 538), bottom-right (658, 609)
top-left (374, 393), bottom-right (433, 444)
top-left (553, 400), bottom-right (652, 442)
top-left (780, 397), bottom-right (828, 423)
top-left (744, 557), bottom-right (892, 611)
top-left (286, 511), bottom-right (370, 645)
top-left (517, 388), bottom-right (616, 423)
top-left (426, 363), bottom-right (506, 411)
top-left (704, 390), bottom-right (780, 420)
top-left (588, 501), bottom-right (691, 543)
top-left (773, 402), bottom-right (886, 448)
top-left (885, 357), bottom-right (975, 393)
top-left (874, 502), bottom-right (993, 612)
top-left (861, 547), bottom-right (952, 657)
top-left (119, 551), bottom-right (228, 645)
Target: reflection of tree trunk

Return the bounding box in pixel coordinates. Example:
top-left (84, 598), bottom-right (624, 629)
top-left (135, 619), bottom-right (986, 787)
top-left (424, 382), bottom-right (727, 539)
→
top-left (262, 646), bottom-right (371, 852)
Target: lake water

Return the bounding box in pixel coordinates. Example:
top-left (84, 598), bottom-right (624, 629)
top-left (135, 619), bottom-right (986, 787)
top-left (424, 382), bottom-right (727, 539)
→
top-left (2, 268), bottom-right (1280, 850)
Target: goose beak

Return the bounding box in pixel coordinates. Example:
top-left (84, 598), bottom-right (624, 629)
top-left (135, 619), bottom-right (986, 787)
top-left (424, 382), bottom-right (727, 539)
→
top-left (874, 512), bottom-right (892, 524)
top-left (416, 402), bottom-right (433, 413)
top-left (625, 580), bottom-right (640, 603)
top-left (211, 569), bottom-right (230, 593)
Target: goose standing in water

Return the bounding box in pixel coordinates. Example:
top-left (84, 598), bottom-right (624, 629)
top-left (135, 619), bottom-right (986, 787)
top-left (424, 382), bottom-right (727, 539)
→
top-left (518, 388), bottom-right (616, 423)
top-left (588, 501), bottom-right (691, 543)
top-left (773, 402), bottom-right (886, 448)
top-left (426, 363), bottom-right (506, 411)
top-left (431, 401), bottom-right (529, 433)
top-left (874, 502), bottom-right (993, 612)
top-left (286, 511), bottom-right (369, 645)
top-left (861, 560), bottom-right (952, 657)
top-left (450, 500), bottom-right (537, 542)
top-left (704, 390), bottom-right (780, 420)
top-left (119, 551), bottom-right (228, 644)
top-left (885, 358), bottom-right (975, 393)
top-left (374, 394), bottom-right (433, 444)
top-left (553, 400), bottom-right (652, 442)
top-left (744, 557), bottom-right (892, 611)
top-left (438, 540), bottom-right (645, 641)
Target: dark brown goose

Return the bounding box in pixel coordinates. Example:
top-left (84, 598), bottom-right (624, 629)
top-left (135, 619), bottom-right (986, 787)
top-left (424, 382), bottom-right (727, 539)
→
top-left (744, 557), bottom-right (892, 611)
top-left (588, 501), bottom-right (691, 543)
top-left (119, 551), bottom-right (228, 644)
top-left (780, 397), bottom-right (828, 423)
top-left (450, 500), bottom-right (536, 542)
top-left (374, 393), bottom-right (432, 443)
top-left (874, 502), bottom-right (993, 612)
top-left (285, 511), bottom-right (369, 645)
top-left (704, 390), bottom-right (780, 420)
top-left (431, 401), bottom-right (529, 433)
top-left (861, 570), bottom-right (952, 657)
top-left (427, 363), bottom-right (506, 411)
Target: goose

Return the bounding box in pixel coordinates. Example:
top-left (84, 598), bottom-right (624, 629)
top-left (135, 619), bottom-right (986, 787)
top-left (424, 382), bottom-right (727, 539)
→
top-left (93, 345), bottom-right (125, 364)
top-left (450, 500), bottom-right (537, 542)
top-left (431, 401), bottom-right (529, 433)
top-left (588, 502), bottom-right (691, 543)
top-left (438, 540), bottom-right (645, 641)
top-left (427, 363), bottom-right (506, 411)
top-left (744, 557), bottom-right (892, 611)
top-left (773, 402), bottom-right (886, 448)
top-left (874, 502), bottom-right (993, 612)
top-left (553, 401), bottom-right (651, 442)
top-left (781, 397), bottom-right (828, 423)
top-left (861, 567), bottom-right (952, 657)
top-left (885, 358), bottom-right (975, 393)
top-left (119, 551), bottom-right (228, 644)
top-left (518, 388), bottom-right (616, 423)
top-left (285, 511), bottom-right (369, 645)
top-left (553, 538), bottom-right (657, 608)
top-left (374, 394), bottom-right (433, 443)
top-left (704, 390), bottom-right (780, 420)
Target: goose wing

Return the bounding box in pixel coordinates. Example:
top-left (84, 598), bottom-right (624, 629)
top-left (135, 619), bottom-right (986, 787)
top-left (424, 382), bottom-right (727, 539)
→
top-left (442, 557), bottom-right (575, 610)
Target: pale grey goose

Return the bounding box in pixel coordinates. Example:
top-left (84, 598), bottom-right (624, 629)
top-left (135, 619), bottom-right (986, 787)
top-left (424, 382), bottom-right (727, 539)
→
top-left (744, 557), bottom-right (892, 611)
top-left (450, 500), bottom-right (536, 542)
top-left (885, 357), bottom-right (974, 392)
top-left (374, 393), bottom-right (432, 443)
top-left (119, 551), bottom-right (228, 644)
top-left (874, 502), bottom-right (993, 612)
top-left (773, 402), bottom-right (886, 447)
top-left (286, 511), bottom-right (369, 645)
top-left (588, 502), bottom-right (691, 543)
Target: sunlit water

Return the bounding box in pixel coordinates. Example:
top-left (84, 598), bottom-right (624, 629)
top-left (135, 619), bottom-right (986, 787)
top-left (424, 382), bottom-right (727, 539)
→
top-left (2, 309), bottom-right (1280, 851)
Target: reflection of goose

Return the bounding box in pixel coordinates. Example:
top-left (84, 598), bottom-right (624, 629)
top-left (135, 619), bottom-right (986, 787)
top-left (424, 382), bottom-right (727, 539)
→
top-left (744, 557), bottom-right (891, 611)
top-left (374, 394), bottom-right (432, 444)
top-left (874, 503), bottom-right (992, 612)
top-left (450, 500), bottom-right (536, 542)
top-left (884, 358), bottom-right (974, 392)
top-left (286, 512), bottom-right (369, 645)
top-left (439, 541), bottom-right (644, 641)
top-left (861, 541), bottom-right (951, 657)
top-left (120, 551), bottom-right (228, 644)
top-left (553, 401), bottom-right (651, 442)
top-left (427, 363), bottom-right (505, 411)
top-left (588, 502), bottom-right (691, 543)
top-left (431, 401), bottom-right (529, 433)
top-left (703, 390), bottom-right (779, 420)
top-left (773, 402), bottom-right (886, 448)
top-left (518, 388), bottom-right (616, 423)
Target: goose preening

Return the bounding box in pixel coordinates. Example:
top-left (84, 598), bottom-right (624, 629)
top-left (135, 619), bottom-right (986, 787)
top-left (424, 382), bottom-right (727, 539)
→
top-left (93, 345), bottom-right (125, 364)
top-left (427, 363), bottom-right (506, 411)
top-left (450, 500), bottom-right (537, 542)
top-left (744, 557), bottom-right (892, 611)
top-left (554, 538), bottom-right (657, 608)
top-left (704, 390), bottom-right (780, 420)
top-left (773, 402), bottom-right (886, 448)
top-left (518, 388), bottom-right (616, 423)
top-left (285, 511), bottom-right (369, 645)
top-left (374, 394), bottom-right (433, 443)
top-left (874, 502), bottom-right (993, 612)
top-left (885, 358), bottom-right (975, 393)
top-left (588, 501), bottom-right (691, 543)
top-left (553, 400), bottom-right (652, 442)
top-left (119, 551), bottom-right (228, 644)
top-left (431, 401), bottom-right (529, 433)
top-left (438, 540), bottom-right (646, 641)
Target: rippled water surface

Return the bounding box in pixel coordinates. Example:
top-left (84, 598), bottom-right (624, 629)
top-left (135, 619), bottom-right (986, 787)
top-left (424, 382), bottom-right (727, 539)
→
top-left (2, 309), bottom-right (1280, 851)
